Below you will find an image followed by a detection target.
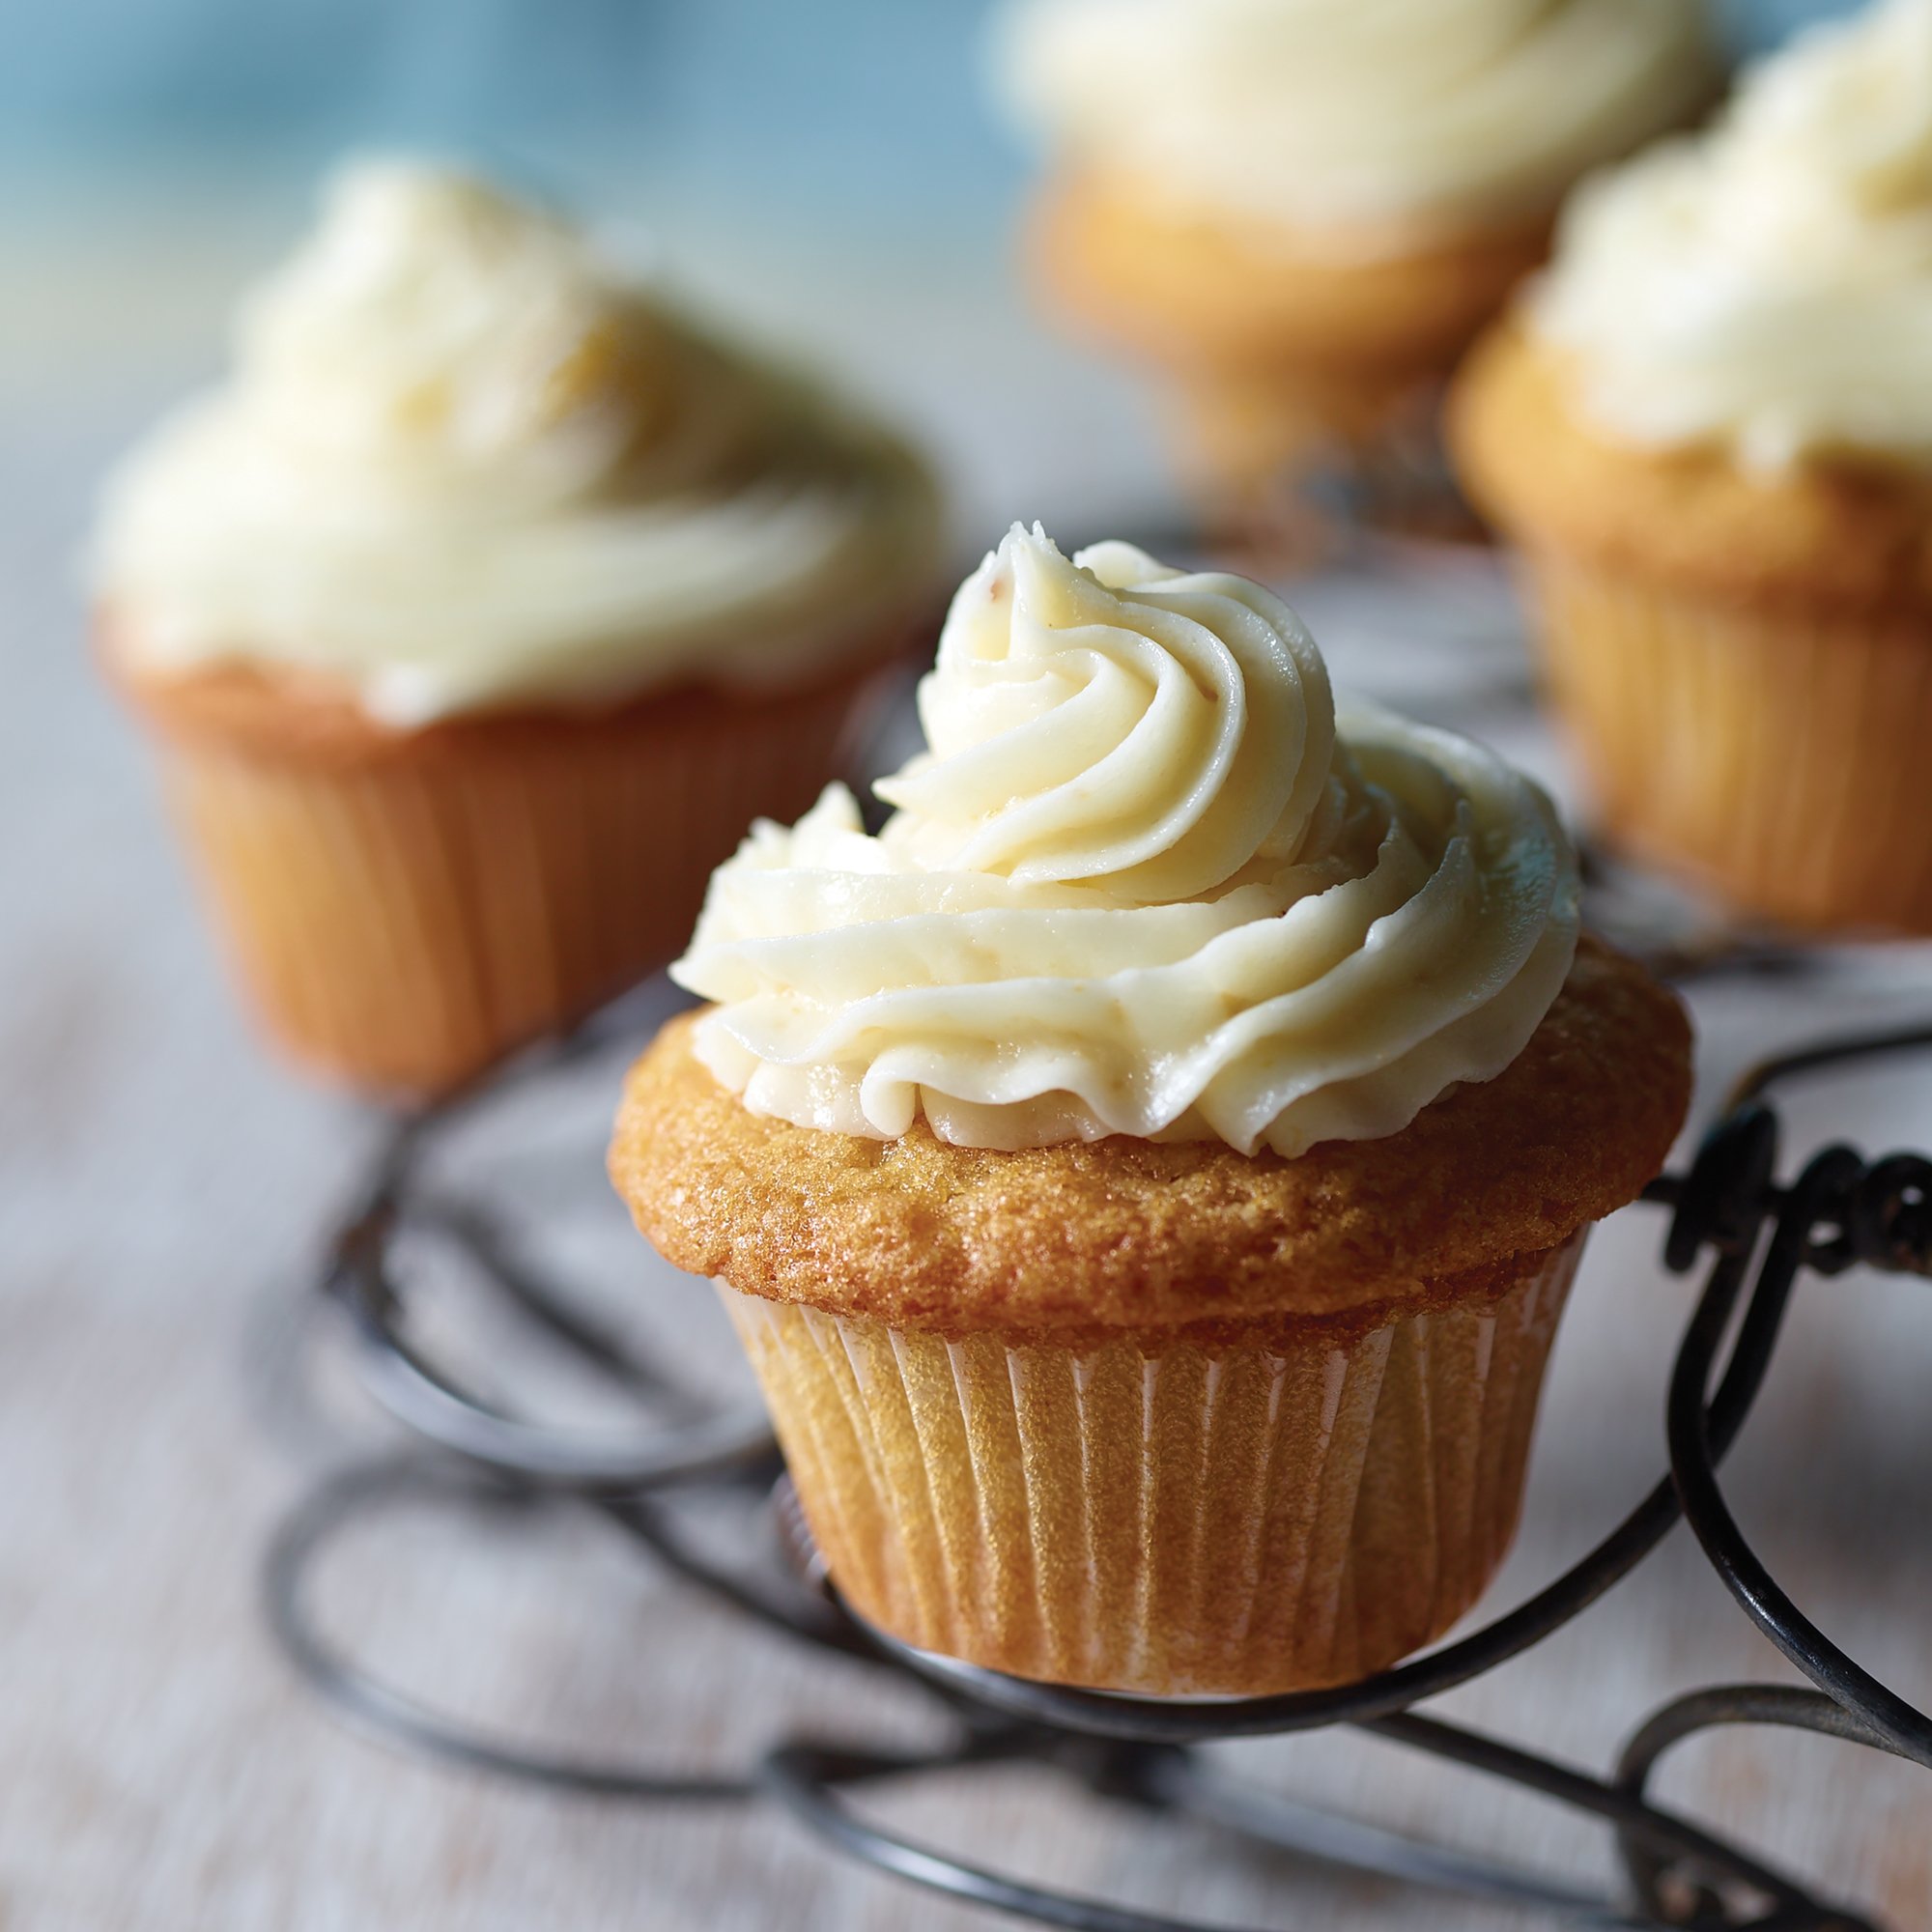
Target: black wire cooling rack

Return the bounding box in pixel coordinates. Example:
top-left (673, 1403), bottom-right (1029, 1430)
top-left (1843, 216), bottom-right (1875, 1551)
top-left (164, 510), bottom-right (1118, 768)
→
top-left (258, 970), bottom-right (1932, 1932)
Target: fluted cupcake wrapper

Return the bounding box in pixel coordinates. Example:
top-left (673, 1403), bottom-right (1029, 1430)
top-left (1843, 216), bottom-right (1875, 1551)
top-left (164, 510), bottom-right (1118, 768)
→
top-left (147, 659), bottom-right (893, 1097)
top-left (723, 1234), bottom-right (1581, 1697)
top-left (1523, 556), bottom-right (1932, 936)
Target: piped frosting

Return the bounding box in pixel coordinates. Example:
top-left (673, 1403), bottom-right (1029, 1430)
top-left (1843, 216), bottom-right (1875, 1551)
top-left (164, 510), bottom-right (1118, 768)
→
top-left (94, 159), bottom-right (943, 724)
top-left (673, 526), bottom-right (1579, 1157)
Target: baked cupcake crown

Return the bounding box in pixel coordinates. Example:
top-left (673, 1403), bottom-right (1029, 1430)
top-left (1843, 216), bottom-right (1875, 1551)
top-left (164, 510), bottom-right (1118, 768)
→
top-left (615, 934), bottom-right (1689, 1332)
top-left (672, 524), bottom-right (1581, 1159)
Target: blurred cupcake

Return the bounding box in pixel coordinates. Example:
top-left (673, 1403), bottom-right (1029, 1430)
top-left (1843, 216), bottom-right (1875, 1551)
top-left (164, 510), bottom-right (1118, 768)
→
top-left (1454, 0), bottom-right (1932, 935)
top-left (93, 159), bottom-right (946, 1096)
top-left (993, 0), bottom-right (1713, 534)
top-left (611, 526), bottom-right (1689, 1696)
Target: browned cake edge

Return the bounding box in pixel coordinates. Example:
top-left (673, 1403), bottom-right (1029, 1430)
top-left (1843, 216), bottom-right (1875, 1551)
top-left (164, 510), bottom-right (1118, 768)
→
top-left (611, 933), bottom-right (1690, 1335)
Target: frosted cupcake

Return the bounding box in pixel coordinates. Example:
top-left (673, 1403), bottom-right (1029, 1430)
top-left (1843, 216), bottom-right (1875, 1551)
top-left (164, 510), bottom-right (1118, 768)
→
top-left (1453, 0), bottom-right (1932, 935)
top-left (611, 526), bottom-right (1689, 1696)
top-left (993, 0), bottom-right (1712, 525)
top-left (94, 159), bottom-right (945, 1095)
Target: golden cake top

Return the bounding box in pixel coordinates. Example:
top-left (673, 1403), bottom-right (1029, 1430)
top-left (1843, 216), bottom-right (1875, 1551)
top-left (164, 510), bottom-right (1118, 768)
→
top-left (612, 936), bottom-right (1690, 1332)
top-left (1451, 321), bottom-right (1932, 614)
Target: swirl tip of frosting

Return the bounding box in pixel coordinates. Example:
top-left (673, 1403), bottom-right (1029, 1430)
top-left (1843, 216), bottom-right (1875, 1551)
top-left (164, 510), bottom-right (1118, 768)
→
top-left (302, 155), bottom-right (562, 252)
top-left (872, 521), bottom-right (1336, 904)
top-left (229, 154), bottom-right (655, 461)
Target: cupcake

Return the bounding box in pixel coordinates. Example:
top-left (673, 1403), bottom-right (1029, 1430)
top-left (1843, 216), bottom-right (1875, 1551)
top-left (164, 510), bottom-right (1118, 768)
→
top-left (611, 526), bottom-right (1689, 1696)
top-left (1453, 0), bottom-right (1932, 936)
top-left (993, 0), bottom-right (1713, 528)
top-left (93, 159), bottom-right (945, 1096)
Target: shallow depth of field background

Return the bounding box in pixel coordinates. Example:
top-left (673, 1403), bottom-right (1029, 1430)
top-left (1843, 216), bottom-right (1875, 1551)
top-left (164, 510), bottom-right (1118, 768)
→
top-left (5, 6), bottom-right (1925, 1932)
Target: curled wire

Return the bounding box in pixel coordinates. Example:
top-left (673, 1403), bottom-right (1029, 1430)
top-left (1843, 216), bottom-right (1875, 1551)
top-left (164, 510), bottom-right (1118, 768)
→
top-left (258, 1018), bottom-right (1932, 1932)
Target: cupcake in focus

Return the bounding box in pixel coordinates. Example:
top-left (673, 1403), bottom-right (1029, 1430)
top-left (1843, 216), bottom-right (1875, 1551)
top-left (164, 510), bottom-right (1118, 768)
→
top-left (94, 159), bottom-right (946, 1096)
top-left (993, 0), bottom-right (1712, 533)
top-left (1454, 0), bottom-right (1932, 935)
top-left (611, 525), bottom-right (1690, 1696)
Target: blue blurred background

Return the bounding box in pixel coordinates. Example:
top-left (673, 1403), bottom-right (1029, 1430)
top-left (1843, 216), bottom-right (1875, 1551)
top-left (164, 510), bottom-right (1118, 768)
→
top-left (0, 0), bottom-right (1866, 525)
top-left (7, 17), bottom-right (1928, 1932)
top-left (1, 0), bottom-right (1862, 222)
top-left (7, 2), bottom-right (1017, 236)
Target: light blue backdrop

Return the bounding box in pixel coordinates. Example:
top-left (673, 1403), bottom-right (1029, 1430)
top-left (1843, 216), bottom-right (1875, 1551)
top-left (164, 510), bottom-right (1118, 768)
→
top-left (2, 0), bottom-right (1868, 216)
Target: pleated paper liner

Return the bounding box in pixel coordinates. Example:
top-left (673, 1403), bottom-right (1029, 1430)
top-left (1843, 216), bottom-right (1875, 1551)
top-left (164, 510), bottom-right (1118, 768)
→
top-left (1524, 555), bottom-right (1932, 936)
top-left (724, 1232), bottom-right (1583, 1697)
top-left (128, 645), bottom-right (903, 1097)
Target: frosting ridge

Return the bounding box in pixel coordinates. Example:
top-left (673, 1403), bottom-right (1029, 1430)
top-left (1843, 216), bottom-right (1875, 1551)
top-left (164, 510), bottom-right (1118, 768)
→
top-left (1533, 0), bottom-right (1932, 470)
top-left (873, 534), bottom-right (1335, 902)
top-left (673, 526), bottom-right (1579, 1157)
top-left (94, 159), bottom-right (943, 724)
top-left (994, 0), bottom-right (1712, 248)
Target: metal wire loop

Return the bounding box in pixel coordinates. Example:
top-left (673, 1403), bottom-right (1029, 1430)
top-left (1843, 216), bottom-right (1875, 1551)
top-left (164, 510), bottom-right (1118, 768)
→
top-left (1613, 1682), bottom-right (1899, 1932)
top-left (262, 1456), bottom-right (756, 1801)
top-left (323, 1125), bottom-right (779, 1493)
top-left (761, 1711), bottom-right (1855, 1932)
top-left (1665, 1146), bottom-right (1932, 1767)
top-left (257, 1014), bottom-right (1932, 1932)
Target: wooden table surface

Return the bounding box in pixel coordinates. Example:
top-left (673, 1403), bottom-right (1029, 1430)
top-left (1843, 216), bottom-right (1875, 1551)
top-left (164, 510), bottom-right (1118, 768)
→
top-left (5, 210), bottom-right (1932, 1931)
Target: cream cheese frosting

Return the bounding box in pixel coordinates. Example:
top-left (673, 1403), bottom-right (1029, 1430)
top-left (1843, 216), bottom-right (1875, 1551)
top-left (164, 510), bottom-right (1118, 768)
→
top-left (93, 159), bottom-right (944, 725)
top-left (1533, 0), bottom-right (1932, 471)
top-left (993, 0), bottom-right (1712, 251)
top-left (672, 526), bottom-right (1579, 1157)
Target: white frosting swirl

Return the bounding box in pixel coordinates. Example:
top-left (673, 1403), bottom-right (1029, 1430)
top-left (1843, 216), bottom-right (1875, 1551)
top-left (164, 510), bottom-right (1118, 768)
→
top-left (93, 159), bottom-right (943, 724)
top-left (994, 0), bottom-right (1712, 249)
top-left (1534, 0), bottom-right (1932, 470)
top-left (673, 526), bottom-right (1579, 1157)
